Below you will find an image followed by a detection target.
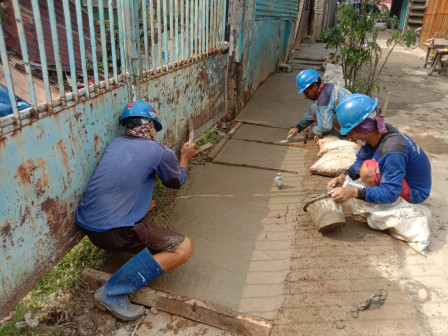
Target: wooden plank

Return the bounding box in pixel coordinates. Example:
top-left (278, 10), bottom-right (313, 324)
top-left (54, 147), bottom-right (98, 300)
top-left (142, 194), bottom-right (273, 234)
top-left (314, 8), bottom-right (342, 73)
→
top-left (233, 120), bottom-right (290, 130)
top-left (227, 121), bottom-right (243, 138)
top-left (242, 139), bottom-right (306, 148)
top-left (206, 136), bottom-right (228, 162)
top-left (213, 161), bottom-right (299, 175)
top-left (196, 143), bottom-right (213, 153)
top-left (80, 268), bottom-right (273, 336)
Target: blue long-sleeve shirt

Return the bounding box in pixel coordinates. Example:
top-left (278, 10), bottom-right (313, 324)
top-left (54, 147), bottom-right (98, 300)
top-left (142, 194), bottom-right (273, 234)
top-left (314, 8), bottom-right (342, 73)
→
top-left (345, 125), bottom-right (431, 204)
top-left (75, 135), bottom-right (187, 232)
top-left (296, 83), bottom-right (351, 136)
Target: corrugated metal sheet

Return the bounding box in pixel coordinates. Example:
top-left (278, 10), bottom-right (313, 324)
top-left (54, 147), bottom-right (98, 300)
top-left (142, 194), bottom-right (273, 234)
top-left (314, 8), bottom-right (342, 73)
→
top-left (255, 0), bottom-right (299, 20)
top-left (2, 0), bottom-right (91, 70)
top-left (419, 0), bottom-right (448, 45)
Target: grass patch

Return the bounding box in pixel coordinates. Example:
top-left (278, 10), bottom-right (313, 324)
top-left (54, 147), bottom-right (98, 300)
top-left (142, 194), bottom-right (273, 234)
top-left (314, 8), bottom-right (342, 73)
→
top-left (0, 237), bottom-right (105, 335)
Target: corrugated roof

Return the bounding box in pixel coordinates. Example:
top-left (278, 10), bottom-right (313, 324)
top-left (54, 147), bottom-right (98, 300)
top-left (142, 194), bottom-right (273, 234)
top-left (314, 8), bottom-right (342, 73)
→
top-left (2, 0), bottom-right (93, 71)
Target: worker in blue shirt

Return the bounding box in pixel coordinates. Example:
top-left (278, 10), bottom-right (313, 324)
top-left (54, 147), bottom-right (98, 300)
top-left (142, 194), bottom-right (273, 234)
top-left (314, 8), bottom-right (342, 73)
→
top-left (75, 101), bottom-right (196, 321)
top-left (328, 94), bottom-right (431, 204)
top-left (287, 69), bottom-right (351, 139)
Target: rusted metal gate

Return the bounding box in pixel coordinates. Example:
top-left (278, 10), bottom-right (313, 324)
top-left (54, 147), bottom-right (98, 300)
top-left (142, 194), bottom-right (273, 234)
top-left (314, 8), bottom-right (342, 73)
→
top-left (0, 0), bottom-right (228, 317)
top-left (419, 0), bottom-right (448, 44)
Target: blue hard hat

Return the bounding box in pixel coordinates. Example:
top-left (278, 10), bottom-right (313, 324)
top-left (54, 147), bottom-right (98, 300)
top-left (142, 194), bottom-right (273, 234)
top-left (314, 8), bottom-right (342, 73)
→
top-left (336, 94), bottom-right (378, 135)
top-left (120, 100), bottom-right (163, 131)
top-left (296, 69), bottom-right (321, 94)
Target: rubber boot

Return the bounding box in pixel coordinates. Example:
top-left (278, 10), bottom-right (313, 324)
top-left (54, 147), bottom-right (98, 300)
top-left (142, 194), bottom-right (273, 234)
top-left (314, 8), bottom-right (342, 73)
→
top-left (94, 248), bottom-right (164, 321)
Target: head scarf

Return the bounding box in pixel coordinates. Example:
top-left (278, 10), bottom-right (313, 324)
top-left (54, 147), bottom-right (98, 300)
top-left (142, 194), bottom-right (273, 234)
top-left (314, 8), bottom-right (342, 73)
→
top-left (125, 120), bottom-right (157, 141)
top-left (352, 113), bottom-right (386, 134)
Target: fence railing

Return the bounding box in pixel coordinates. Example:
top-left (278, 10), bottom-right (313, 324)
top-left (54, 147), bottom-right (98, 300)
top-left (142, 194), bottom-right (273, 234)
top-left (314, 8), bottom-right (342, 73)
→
top-left (0, 0), bottom-right (228, 135)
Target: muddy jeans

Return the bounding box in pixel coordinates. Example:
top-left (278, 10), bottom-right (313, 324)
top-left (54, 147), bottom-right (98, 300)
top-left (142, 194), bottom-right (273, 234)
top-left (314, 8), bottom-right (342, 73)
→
top-left (82, 217), bottom-right (185, 254)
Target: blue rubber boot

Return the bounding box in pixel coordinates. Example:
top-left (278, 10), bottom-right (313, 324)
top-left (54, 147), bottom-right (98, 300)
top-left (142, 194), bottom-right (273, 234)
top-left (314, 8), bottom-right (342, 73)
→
top-left (94, 248), bottom-right (165, 321)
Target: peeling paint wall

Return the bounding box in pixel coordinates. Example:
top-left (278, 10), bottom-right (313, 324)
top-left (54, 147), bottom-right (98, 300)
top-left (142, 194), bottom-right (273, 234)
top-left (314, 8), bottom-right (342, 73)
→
top-left (0, 85), bottom-right (129, 314)
top-left (227, 0), bottom-right (298, 116)
top-left (0, 52), bottom-right (228, 316)
top-left (139, 55), bottom-right (228, 147)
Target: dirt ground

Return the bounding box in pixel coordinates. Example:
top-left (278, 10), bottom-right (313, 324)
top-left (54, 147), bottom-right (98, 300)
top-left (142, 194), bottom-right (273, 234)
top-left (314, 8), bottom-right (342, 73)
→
top-left (271, 31), bottom-right (448, 335)
top-left (10, 31), bottom-right (447, 335)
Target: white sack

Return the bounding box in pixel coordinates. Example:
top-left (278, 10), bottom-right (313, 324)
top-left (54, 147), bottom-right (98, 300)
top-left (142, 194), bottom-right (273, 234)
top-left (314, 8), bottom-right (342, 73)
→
top-left (345, 177), bottom-right (431, 255)
top-left (323, 63), bottom-right (345, 87)
top-left (317, 136), bottom-right (339, 148)
top-left (318, 139), bottom-right (359, 157)
top-left (309, 148), bottom-right (357, 177)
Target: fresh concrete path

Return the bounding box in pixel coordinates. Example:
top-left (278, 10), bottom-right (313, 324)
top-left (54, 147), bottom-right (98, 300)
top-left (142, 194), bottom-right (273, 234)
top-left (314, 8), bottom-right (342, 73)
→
top-left (151, 163), bottom-right (302, 320)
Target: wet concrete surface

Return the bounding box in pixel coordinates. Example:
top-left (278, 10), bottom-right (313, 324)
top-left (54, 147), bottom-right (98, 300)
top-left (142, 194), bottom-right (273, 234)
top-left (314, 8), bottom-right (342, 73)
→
top-left (150, 161), bottom-right (302, 320)
top-left (232, 123), bottom-right (305, 144)
top-left (214, 139), bottom-right (305, 172)
top-left (235, 71), bottom-right (309, 129)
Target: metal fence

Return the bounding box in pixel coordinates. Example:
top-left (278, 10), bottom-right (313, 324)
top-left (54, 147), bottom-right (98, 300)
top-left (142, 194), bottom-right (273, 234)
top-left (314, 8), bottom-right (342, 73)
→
top-left (0, 0), bottom-right (228, 136)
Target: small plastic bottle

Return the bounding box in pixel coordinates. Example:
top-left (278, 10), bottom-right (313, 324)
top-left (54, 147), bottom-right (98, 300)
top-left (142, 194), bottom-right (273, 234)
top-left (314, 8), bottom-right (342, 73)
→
top-left (274, 173), bottom-right (284, 189)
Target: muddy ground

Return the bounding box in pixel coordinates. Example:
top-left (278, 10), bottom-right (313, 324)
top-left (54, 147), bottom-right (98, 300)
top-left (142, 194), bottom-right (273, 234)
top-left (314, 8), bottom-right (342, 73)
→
top-left (7, 31), bottom-right (448, 336)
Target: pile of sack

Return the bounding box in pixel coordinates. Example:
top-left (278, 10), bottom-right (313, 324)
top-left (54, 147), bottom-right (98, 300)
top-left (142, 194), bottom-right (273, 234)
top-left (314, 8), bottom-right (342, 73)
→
top-left (310, 137), bottom-right (358, 177)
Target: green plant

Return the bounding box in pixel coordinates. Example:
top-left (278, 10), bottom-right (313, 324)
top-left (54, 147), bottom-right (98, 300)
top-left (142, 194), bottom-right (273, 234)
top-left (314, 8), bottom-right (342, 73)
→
top-left (321, 0), bottom-right (416, 94)
top-left (0, 237), bottom-right (106, 335)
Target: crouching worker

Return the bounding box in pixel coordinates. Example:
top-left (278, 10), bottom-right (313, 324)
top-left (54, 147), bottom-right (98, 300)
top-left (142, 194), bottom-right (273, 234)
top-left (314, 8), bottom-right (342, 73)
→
top-left (75, 101), bottom-right (196, 321)
top-left (287, 69), bottom-right (351, 140)
top-left (328, 94), bottom-right (431, 204)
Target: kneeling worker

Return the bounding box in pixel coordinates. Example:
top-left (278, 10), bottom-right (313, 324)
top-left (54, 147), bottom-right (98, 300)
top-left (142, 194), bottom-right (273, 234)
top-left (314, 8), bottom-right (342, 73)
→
top-left (328, 94), bottom-right (431, 204)
top-left (288, 69), bottom-right (351, 139)
top-left (75, 101), bottom-right (196, 321)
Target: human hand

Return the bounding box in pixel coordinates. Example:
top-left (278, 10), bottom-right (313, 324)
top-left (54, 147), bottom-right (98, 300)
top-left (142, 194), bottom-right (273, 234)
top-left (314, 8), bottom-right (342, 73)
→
top-left (288, 127), bottom-right (299, 138)
top-left (181, 142), bottom-right (196, 160)
top-left (327, 174), bottom-right (346, 190)
top-left (329, 187), bottom-right (358, 203)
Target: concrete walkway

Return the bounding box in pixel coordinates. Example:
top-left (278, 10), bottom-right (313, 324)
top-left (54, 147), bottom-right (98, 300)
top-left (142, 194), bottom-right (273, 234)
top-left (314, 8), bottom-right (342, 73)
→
top-left (149, 70), bottom-right (310, 320)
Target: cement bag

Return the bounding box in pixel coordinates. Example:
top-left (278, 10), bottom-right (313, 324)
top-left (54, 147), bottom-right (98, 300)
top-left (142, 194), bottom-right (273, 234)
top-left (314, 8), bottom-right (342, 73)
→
top-left (323, 63), bottom-right (345, 87)
top-left (317, 136), bottom-right (339, 148)
top-left (318, 139), bottom-right (359, 157)
top-left (345, 177), bottom-right (431, 255)
top-left (309, 148), bottom-right (357, 177)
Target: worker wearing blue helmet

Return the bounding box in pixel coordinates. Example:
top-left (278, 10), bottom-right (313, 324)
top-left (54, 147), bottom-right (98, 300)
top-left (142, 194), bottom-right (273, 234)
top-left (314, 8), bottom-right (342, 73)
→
top-left (288, 69), bottom-right (351, 139)
top-left (328, 94), bottom-right (431, 205)
top-left (75, 100), bottom-right (196, 321)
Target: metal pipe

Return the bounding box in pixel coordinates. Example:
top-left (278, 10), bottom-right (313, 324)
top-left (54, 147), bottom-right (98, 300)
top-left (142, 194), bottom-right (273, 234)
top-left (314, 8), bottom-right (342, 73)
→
top-left (0, 22), bottom-right (21, 123)
top-left (87, 0), bottom-right (99, 85)
top-left (31, 0), bottom-right (52, 106)
top-left (108, 0), bottom-right (118, 83)
top-left (12, 0), bottom-right (37, 108)
top-left (180, 0), bottom-right (184, 61)
top-left (163, 0), bottom-right (168, 68)
top-left (205, 0), bottom-right (209, 52)
top-left (149, 0), bottom-right (156, 71)
top-left (75, 0), bottom-right (90, 98)
top-left (186, 0), bottom-right (190, 59)
top-left (117, 0), bottom-right (126, 76)
top-left (98, 0), bottom-right (110, 89)
top-left (62, 0), bottom-right (79, 96)
top-left (47, 0), bottom-right (65, 100)
top-left (157, 0), bottom-right (163, 70)
top-left (175, 0), bottom-right (179, 64)
top-left (194, 0), bottom-right (198, 55)
top-left (142, 0), bottom-right (150, 72)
